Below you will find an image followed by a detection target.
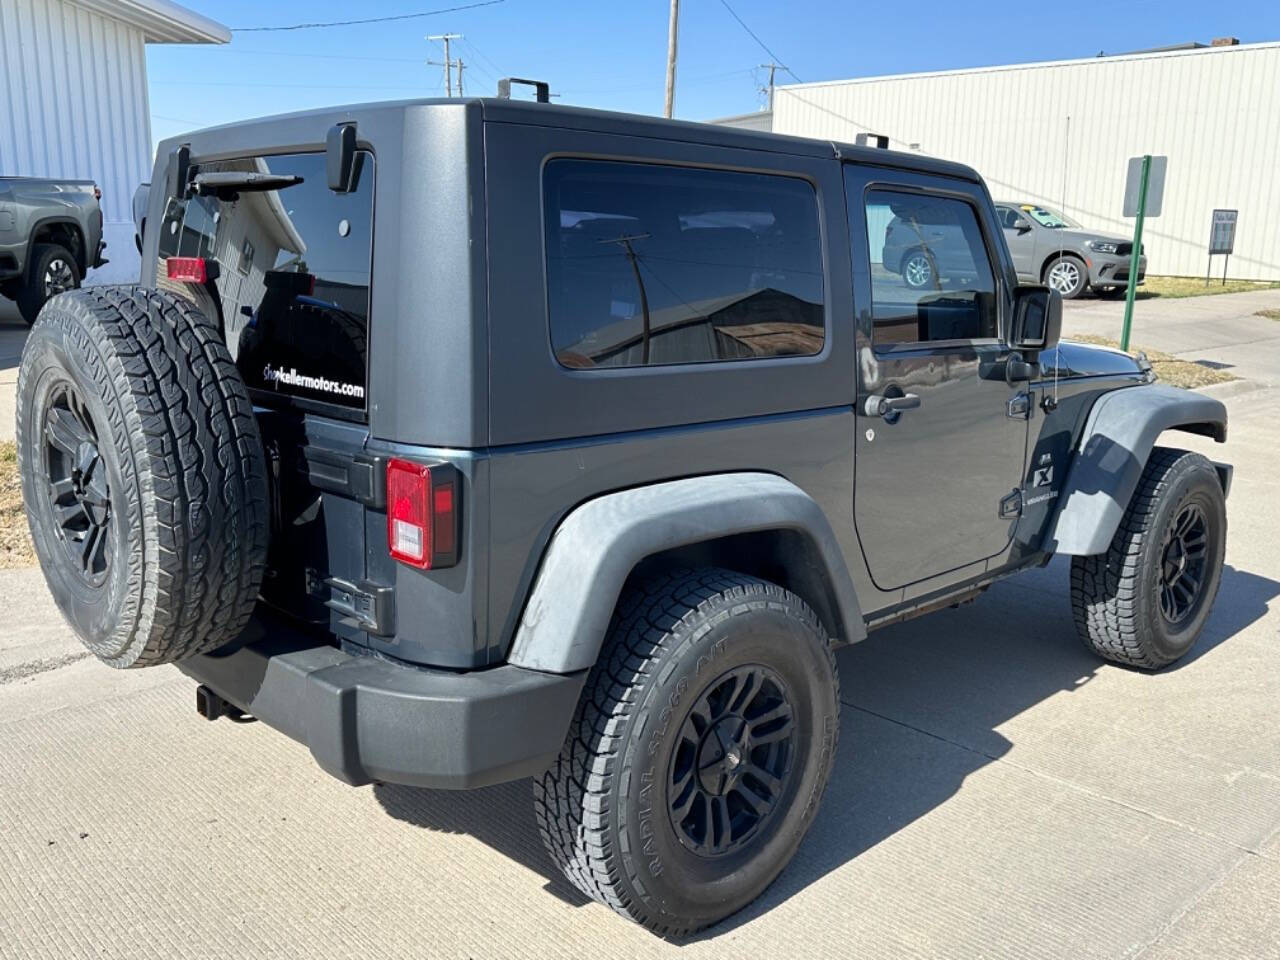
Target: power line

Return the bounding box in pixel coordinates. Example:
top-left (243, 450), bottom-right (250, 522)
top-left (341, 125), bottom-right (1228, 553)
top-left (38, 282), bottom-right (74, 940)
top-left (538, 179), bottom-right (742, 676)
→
top-left (151, 79), bottom-right (432, 91)
top-left (221, 48), bottom-right (426, 64)
top-left (456, 39), bottom-right (503, 89)
top-left (458, 37), bottom-right (505, 79)
top-left (560, 68), bottom-right (752, 97)
top-left (151, 112), bottom-right (204, 126)
top-left (716, 0), bottom-right (801, 84)
top-left (231, 0), bottom-right (504, 33)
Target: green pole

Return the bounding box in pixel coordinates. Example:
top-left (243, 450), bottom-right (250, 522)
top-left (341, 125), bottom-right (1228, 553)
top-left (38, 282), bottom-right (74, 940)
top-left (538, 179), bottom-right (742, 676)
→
top-left (1120, 154), bottom-right (1151, 352)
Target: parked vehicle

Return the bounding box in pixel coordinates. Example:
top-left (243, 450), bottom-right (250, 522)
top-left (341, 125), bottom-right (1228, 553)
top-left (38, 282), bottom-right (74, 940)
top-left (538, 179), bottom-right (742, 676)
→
top-left (132, 181), bottom-right (149, 253)
top-left (995, 201), bottom-right (1146, 299)
top-left (880, 199), bottom-right (985, 292)
top-left (16, 97), bottom-right (1231, 936)
top-left (0, 176), bottom-right (106, 323)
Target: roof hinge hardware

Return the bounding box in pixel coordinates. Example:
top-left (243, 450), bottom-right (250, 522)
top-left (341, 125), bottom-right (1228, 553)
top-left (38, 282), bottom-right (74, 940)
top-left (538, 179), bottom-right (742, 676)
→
top-left (327, 123), bottom-right (360, 193)
top-left (497, 77), bottom-right (551, 103)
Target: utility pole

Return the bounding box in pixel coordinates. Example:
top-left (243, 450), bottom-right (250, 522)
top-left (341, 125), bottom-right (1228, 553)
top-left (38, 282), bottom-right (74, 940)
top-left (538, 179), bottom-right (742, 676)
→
top-left (427, 33), bottom-right (462, 96)
top-left (664, 0), bottom-right (679, 118)
top-left (456, 59), bottom-right (464, 96)
top-left (759, 62), bottom-right (778, 111)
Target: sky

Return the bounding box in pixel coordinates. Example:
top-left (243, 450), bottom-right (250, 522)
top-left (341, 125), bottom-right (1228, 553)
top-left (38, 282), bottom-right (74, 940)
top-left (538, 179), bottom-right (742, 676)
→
top-left (147, 0), bottom-right (1280, 149)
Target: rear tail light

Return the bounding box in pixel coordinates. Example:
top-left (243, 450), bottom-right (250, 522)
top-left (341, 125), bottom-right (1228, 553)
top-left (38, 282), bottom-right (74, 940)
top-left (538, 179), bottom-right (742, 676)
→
top-left (93, 186), bottom-right (101, 201)
top-left (166, 256), bottom-right (208, 283)
top-left (387, 459), bottom-right (459, 570)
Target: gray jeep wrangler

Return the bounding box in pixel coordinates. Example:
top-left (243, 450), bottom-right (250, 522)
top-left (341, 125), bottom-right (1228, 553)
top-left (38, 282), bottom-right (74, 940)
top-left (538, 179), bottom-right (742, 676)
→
top-left (16, 94), bottom-right (1230, 936)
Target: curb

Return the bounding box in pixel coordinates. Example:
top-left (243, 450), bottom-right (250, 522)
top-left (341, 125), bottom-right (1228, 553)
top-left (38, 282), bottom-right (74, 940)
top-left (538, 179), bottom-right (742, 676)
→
top-left (1195, 378), bottom-right (1272, 400)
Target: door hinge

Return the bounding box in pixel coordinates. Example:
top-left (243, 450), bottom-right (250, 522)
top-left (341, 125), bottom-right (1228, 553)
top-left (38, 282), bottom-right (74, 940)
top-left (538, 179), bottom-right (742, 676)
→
top-left (999, 488), bottom-right (1023, 519)
top-left (1007, 391), bottom-right (1032, 420)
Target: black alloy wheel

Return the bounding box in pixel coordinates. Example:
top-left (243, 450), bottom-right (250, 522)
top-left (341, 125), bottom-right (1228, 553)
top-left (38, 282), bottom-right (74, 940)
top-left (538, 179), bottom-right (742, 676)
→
top-left (42, 381), bottom-right (113, 586)
top-left (1158, 502), bottom-right (1209, 625)
top-left (668, 664), bottom-right (796, 858)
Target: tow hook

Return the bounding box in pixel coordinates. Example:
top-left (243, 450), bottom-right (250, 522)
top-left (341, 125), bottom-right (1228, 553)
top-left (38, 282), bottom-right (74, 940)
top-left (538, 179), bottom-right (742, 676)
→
top-left (195, 684), bottom-right (246, 722)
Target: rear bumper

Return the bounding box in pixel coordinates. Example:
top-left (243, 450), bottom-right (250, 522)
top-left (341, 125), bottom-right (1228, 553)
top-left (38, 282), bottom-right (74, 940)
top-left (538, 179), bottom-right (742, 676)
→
top-left (178, 613), bottom-right (586, 790)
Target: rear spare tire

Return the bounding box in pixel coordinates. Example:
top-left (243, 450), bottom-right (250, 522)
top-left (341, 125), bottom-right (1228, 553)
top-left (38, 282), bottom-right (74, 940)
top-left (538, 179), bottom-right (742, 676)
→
top-left (16, 286), bottom-right (269, 668)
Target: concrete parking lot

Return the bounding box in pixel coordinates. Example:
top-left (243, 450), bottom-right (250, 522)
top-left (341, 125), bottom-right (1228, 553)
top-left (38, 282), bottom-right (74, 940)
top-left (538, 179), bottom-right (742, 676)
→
top-left (2, 290), bottom-right (1279, 958)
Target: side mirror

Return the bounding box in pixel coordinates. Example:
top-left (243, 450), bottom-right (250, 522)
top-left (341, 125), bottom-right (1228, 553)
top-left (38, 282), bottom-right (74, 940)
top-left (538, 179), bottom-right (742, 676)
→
top-left (1010, 284), bottom-right (1062, 353)
top-left (1012, 217), bottom-right (1032, 233)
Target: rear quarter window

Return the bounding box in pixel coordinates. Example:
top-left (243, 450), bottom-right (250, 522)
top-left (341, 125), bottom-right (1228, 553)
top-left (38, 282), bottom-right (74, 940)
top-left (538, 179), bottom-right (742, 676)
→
top-left (543, 159), bottom-right (825, 369)
top-left (157, 151), bottom-right (373, 413)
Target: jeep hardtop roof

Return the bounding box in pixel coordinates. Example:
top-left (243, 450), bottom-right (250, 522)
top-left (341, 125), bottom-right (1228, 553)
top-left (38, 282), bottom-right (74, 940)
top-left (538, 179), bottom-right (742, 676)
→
top-left (155, 96), bottom-right (982, 185)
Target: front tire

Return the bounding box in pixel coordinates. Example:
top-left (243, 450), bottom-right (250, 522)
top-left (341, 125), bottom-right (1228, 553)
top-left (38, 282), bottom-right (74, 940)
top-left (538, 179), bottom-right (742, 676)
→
top-left (534, 568), bottom-right (840, 935)
top-left (1070, 448), bottom-right (1226, 669)
top-left (1044, 254), bottom-right (1087, 299)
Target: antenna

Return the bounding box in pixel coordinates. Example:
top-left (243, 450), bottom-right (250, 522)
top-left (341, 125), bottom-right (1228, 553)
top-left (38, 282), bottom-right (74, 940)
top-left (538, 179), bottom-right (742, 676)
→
top-left (1053, 113), bottom-right (1070, 409)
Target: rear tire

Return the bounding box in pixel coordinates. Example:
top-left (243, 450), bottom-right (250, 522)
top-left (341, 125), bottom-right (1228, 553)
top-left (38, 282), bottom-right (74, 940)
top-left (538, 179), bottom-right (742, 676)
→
top-left (534, 568), bottom-right (840, 935)
top-left (16, 286), bottom-right (269, 668)
top-left (17, 243), bottom-right (81, 324)
top-left (1070, 448), bottom-right (1226, 669)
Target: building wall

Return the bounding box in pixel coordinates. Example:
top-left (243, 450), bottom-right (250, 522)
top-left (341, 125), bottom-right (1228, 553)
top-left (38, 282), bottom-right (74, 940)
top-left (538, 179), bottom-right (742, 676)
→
top-left (773, 43), bottom-right (1280, 280)
top-left (708, 110), bottom-right (774, 133)
top-left (0, 0), bottom-right (150, 280)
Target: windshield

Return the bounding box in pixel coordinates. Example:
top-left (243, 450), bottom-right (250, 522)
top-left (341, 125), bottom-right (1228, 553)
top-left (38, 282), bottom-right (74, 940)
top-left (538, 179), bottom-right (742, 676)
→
top-left (1021, 204), bottom-right (1080, 229)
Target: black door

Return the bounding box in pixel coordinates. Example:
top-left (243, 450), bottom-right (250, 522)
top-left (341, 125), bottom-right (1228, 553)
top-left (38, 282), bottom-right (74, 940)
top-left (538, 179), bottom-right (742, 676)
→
top-left (846, 168), bottom-right (1029, 591)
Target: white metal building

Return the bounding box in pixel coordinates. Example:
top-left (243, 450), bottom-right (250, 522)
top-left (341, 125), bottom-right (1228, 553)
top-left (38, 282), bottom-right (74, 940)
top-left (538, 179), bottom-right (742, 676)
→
top-left (768, 41), bottom-right (1280, 281)
top-left (0, 0), bottom-right (228, 282)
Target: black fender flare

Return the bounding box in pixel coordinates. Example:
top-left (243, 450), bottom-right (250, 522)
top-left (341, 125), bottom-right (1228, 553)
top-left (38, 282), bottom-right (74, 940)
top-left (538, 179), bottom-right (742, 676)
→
top-left (26, 215), bottom-right (87, 276)
top-left (506, 472), bottom-right (866, 674)
top-left (1047, 383), bottom-right (1227, 556)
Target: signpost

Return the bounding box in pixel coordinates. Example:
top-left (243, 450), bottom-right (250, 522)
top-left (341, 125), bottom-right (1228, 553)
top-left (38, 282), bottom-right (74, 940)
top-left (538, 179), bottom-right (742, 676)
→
top-left (1207, 209), bottom-right (1238, 286)
top-left (1120, 155), bottom-right (1167, 352)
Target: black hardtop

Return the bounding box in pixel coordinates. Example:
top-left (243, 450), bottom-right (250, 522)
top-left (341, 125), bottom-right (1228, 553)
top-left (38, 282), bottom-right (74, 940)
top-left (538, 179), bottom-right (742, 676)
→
top-left (158, 95), bottom-right (982, 184)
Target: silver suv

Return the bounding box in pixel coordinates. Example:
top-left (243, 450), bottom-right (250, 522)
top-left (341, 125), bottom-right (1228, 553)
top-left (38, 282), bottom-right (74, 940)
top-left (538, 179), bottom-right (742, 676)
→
top-left (995, 202), bottom-right (1146, 299)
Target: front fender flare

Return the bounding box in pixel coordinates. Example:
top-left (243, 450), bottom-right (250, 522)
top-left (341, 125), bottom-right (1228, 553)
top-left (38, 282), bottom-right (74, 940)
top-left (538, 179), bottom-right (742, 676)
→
top-left (506, 473), bottom-right (866, 674)
top-left (1047, 384), bottom-right (1227, 556)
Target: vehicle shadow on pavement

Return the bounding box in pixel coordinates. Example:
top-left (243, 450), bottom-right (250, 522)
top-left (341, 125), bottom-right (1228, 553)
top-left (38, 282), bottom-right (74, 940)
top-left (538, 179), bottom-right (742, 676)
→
top-left (0, 308), bottom-right (29, 374)
top-left (373, 561), bottom-right (1277, 937)
top-left (373, 780), bottom-right (594, 908)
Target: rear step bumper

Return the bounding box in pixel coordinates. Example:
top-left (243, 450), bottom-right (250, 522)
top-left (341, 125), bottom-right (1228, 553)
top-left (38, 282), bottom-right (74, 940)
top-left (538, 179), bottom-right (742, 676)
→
top-left (178, 614), bottom-right (586, 790)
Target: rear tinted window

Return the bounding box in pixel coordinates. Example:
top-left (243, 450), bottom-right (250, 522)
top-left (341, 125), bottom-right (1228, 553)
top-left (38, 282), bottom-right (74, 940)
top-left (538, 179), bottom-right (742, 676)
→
top-left (157, 151), bottom-right (373, 412)
top-left (544, 160), bottom-right (824, 369)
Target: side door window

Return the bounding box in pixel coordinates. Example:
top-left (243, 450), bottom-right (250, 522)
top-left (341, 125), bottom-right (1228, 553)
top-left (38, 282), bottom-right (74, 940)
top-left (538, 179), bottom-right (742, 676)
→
top-left (867, 189), bottom-right (998, 346)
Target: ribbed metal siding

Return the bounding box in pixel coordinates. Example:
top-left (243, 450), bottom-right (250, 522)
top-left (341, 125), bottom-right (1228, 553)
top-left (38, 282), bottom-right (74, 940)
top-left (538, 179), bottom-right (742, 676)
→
top-left (0, 0), bottom-right (150, 224)
top-left (774, 44), bottom-right (1280, 280)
